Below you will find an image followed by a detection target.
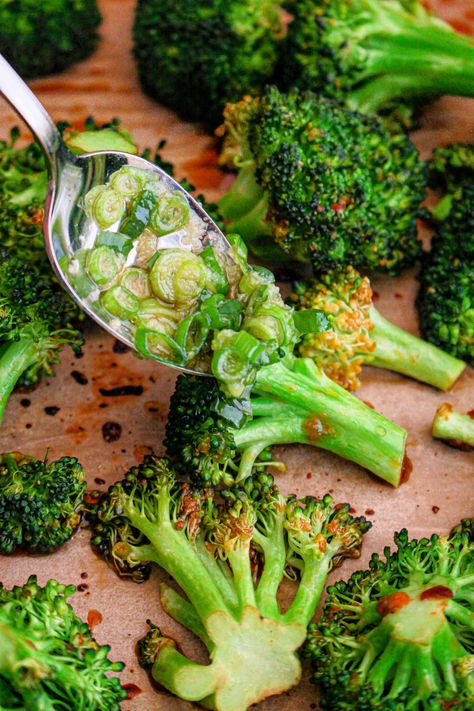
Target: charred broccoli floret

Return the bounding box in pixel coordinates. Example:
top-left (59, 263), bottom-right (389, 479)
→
top-left (290, 266), bottom-right (465, 391)
top-left (0, 576), bottom-right (126, 708)
top-left (417, 182), bottom-right (474, 365)
top-left (0, 452), bottom-right (85, 554)
top-left (89, 455), bottom-right (371, 710)
top-left (165, 366), bottom-right (407, 487)
top-left (0, 250), bottom-right (83, 423)
top-left (133, 0), bottom-right (284, 126)
top-left (279, 0), bottom-right (474, 123)
top-left (305, 524), bottom-right (474, 710)
top-left (217, 87), bottom-right (426, 275)
top-left (0, 0), bottom-right (102, 78)
top-left (432, 403), bottom-right (474, 450)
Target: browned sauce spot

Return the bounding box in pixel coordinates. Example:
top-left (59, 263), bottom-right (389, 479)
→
top-left (134, 445), bottom-right (153, 462)
top-left (432, 506), bottom-right (440, 514)
top-left (361, 400), bottom-right (374, 409)
top-left (77, 583), bottom-right (89, 592)
top-left (87, 609), bottom-right (103, 629)
top-left (102, 422), bottom-right (122, 443)
top-left (123, 684), bottom-right (142, 700)
top-left (99, 385), bottom-right (144, 397)
top-left (420, 585), bottom-right (453, 601)
top-left (71, 370), bottom-right (89, 385)
top-left (400, 454), bottom-right (412, 484)
top-left (376, 591), bottom-right (410, 617)
top-left (365, 508), bottom-right (375, 516)
top-left (113, 339), bottom-right (130, 354)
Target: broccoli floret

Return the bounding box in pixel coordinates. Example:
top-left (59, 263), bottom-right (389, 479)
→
top-left (279, 0), bottom-right (474, 122)
top-left (0, 576), bottom-right (126, 708)
top-left (0, 0), bottom-right (102, 78)
top-left (428, 142), bottom-right (474, 220)
top-left (0, 451), bottom-right (85, 554)
top-left (305, 524), bottom-right (474, 710)
top-left (217, 87), bottom-right (426, 275)
top-left (290, 266), bottom-right (465, 391)
top-left (417, 183), bottom-right (474, 365)
top-left (432, 403), bottom-right (474, 451)
top-left (89, 455), bottom-right (371, 710)
top-left (132, 0), bottom-right (284, 126)
top-left (165, 365), bottom-right (408, 487)
top-left (0, 250), bottom-right (83, 422)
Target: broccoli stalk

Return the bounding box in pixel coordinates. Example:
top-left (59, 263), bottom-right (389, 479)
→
top-left (280, 0), bottom-right (474, 119)
top-left (217, 88), bottom-right (426, 275)
top-left (0, 576), bottom-right (126, 708)
top-left (305, 523), bottom-right (474, 710)
top-left (165, 363), bottom-right (407, 487)
top-left (432, 403), bottom-right (474, 450)
top-left (291, 267), bottom-right (466, 391)
top-left (89, 456), bottom-right (371, 710)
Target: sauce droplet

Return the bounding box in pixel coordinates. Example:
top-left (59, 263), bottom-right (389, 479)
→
top-left (87, 609), bottom-right (103, 629)
top-left (400, 454), bottom-right (412, 484)
top-left (102, 422), bottom-right (122, 443)
top-left (123, 684), bottom-right (142, 700)
top-left (71, 370), bottom-right (89, 385)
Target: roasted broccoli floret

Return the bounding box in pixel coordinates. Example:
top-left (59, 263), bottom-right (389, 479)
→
top-left (0, 250), bottom-right (83, 423)
top-left (89, 455), bottom-right (371, 710)
top-left (428, 142), bottom-right (474, 220)
top-left (165, 366), bottom-right (407, 487)
top-left (217, 87), bottom-right (426, 275)
top-left (432, 403), bottom-right (474, 451)
top-left (133, 0), bottom-right (284, 126)
top-left (0, 452), bottom-right (86, 554)
top-left (305, 524), bottom-right (474, 710)
top-left (290, 266), bottom-right (465, 391)
top-left (279, 0), bottom-right (474, 123)
top-left (0, 0), bottom-right (101, 78)
top-left (417, 183), bottom-right (474, 365)
top-left (0, 576), bottom-right (126, 708)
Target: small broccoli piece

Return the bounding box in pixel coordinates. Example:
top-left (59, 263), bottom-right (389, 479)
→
top-left (417, 183), bottom-right (474, 365)
top-left (132, 0), bottom-right (284, 126)
top-left (0, 576), bottom-right (126, 708)
top-left (217, 87), bottom-right (426, 275)
top-left (432, 403), bottom-right (474, 451)
top-left (0, 0), bottom-right (101, 78)
top-left (305, 525), bottom-right (474, 710)
top-left (0, 452), bottom-right (86, 554)
top-left (279, 0), bottom-right (474, 122)
top-left (428, 142), bottom-right (474, 220)
top-left (165, 364), bottom-right (407, 487)
top-left (0, 250), bottom-right (84, 422)
top-left (290, 266), bottom-right (465, 391)
top-left (89, 455), bottom-right (370, 711)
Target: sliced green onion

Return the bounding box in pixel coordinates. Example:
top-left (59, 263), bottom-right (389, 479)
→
top-left (244, 305), bottom-right (293, 346)
top-left (174, 312), bottom-right (210, 361)
top-left (110, 167), bottom-right (144, 198)
top-left (101, 286), bottom-right (140, 318)
top-left (92, 187), bottom-right (125, 229)
top-left (96, 230), bottom-right (134, 255)
top-left (60, 250), bottom-right (95, 298)
top-left (135, 327), bottom-right (184, 363)
top-left (149, 191), bottom-right (190, 235)
top-left (227, 233), bottom-right (249, 274)
top-left (239, 269), bottom-right (274, 297)
top-left (86, 246), bottom-right (125, 287)
top-left (201, 294), bottom-right (243, 330)
top-left (149, 250), bottom-right (207, 304)
top-left (83, 185), bottom-right (106, 219)
top-left (293, 309), bottom-right (330, 335)
top-left (201, 246), bottom-right (229, 295)
top-left (135, 298), bottom-right (180, 333)
top-left (120, 189), bottom-right (157, 238)
top-left (120, 268), bottom-right (151, 299)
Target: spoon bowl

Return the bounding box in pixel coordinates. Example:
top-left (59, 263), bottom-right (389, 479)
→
top-left (0, 54), bottom-right (230, 375)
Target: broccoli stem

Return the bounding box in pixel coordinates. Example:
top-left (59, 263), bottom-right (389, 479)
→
top-left (0, 340), bottom-right (38, 423)
top-left (368, 307), bottom-right (466, 391)
top-left (227, 547), bottom-right (257, 611)
top-left (239, 359), bottom-right (406, 486)
top-left (160, 583), bottom-right (213, 649)
top-left (349, 12), bottom-right (474, 112)
top-left (283, 555), bottom-right (331, 627)
top-left (432, 404), bottom-right (474, 448)
top-left (218, 164), bottom-right (265, 222)
top-left (152, 645), bottom-right (218, 701)
top-left (253, 524), bottom-right (286, 621)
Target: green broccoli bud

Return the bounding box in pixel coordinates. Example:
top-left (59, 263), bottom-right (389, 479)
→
top-left (0, 576), bottom-right (126, 708)
top-left (89, 455), bottom-right (371, 710)
top-left (290, 266), bottom-right (465, 391)
top-left (218, 87), bottom-right (426, 275)
top-left (432, 403), bottom-right (474, 450)
top-left (305, 525), bottom-right (474, 710)
top-left (0, 451), bottom-right (86, 554)
top-left (0, 0), bottom-right (102, 78)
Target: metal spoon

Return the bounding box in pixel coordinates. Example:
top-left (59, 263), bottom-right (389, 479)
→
top-left (0, 54), bottom-right (230, 374)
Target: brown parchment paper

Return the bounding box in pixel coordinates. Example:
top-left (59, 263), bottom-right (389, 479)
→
top-left (0, 1), bottom-right (473, 709)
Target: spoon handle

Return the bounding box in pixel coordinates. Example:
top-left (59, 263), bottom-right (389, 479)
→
top-left (0, 54), bottom-right (62, 164)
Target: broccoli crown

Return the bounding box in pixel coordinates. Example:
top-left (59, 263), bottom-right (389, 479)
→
top-left (218, 87), bottom-right (426, 275)
top-left (428, 142), bottom-right (474, 192)
top-left (290, 267), bottom-right (375, 390)
top-left (133, 0), bottom-right (283, 126)
top-left (0, 452), bottom-right (86, 554)
top-left (0, 576), bottom-right (126, 708)
top-left (278, 0), bottom-right (474, 118)
top-left (417, 183), bottom-right (474, 365)
top-left (89, 455), bottom-right (370, 711)
top-left (0, 0), bottom-right (101, 78)
top-left (305, 525), bottom-right (474, 710)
